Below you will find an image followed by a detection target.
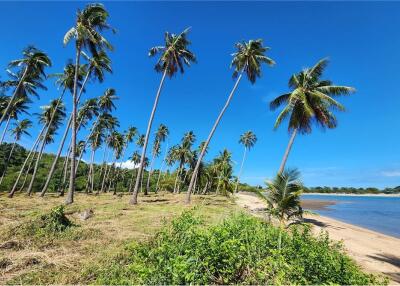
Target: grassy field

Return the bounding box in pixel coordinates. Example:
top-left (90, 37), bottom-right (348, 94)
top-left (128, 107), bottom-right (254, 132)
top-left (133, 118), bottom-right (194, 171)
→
top-left (0, 192), bottom-right (239, 284)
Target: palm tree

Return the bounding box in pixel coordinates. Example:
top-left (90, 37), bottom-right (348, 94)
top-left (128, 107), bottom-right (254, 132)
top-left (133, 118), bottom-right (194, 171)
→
top-left (26, 99), bottom-right (66, 195)
top-left (235, 131), bottom-right (257, 192)
top-left (64, 3), bottom-right (113, 204)
top-left (270, 58), bottom-right (355, 173)
top-left (87, 125), bottom-right (104, 193)
top-left (130, 28), bottom-right (196, 205)
top-left (186, 39), bottom-right (275, 203)
top-left (0, 119), bottom-right (32, 185)
top-left (115, 126), bottom-right (137, 186)
top-left (0, 96), bottom-right (31, 145)
top-left (146, 124), bottom-right (169, 194)
top-left (128, 150), bottom-right (141, 193)
top-left (257, 168), bottom-right (303, 249)
top-left (102, 131), bottom-right (124, 193)
top-left (213, 149), bottom-right (234, 196)
top-left (39, 63), bottom-right (86, 196)
top-left (0, 46), bottom-right (51, 127)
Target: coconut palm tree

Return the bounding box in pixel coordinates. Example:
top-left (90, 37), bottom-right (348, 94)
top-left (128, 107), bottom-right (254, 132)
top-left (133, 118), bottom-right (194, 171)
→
top-left (0, 119), bottom-right (32, 185)
top-left (0, 46), bottom-right (51, 127)
top-left (26, 99), bottom-right (66, 195)
top-left (186, 39), bottom-right (274, 203)
top-left (270, 58), bottom-right (355, 173)
top-left (64, 3), bottom-right (113, 204)
top-left (213, 149), bottom-right (234, 195)
top-left (87, 124), bottom-right (104, 193)
top-left (39, 63), bottom-right (86, 196)
top-left (0, 96), bottom-right (31, 145)
top-left (128, 150), bottom-right (141, 193)
top-left (115, 126), bottom-right (138, 185)
top-left (235, 131), bottom-right (257, 192)
top-left (146, 124), bottom-right (169, 194)
top-left (130, 28), bottom-right (196, 205)
top-left (102, 131), bottom-right (124, 193)
top-left (257, 168), bottom-right (303, 249)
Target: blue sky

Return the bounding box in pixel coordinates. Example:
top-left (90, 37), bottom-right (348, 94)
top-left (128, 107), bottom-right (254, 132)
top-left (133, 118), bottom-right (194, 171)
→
top-left (0, 1), bottom-right (399, 188)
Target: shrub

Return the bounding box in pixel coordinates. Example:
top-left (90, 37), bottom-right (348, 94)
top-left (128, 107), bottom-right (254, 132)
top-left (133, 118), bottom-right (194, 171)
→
top-left (14, 205), bottom-right (75, 238)
top-left (89, 211), bottom-right (385, 285)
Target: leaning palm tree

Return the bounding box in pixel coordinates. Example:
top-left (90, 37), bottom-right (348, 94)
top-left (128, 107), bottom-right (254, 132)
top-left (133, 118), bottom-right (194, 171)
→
top-left (0, 119), bottom-right (32, 185)
top-left (186, 39), bottom-right (275, 203)
top-left (26, 99), bottom-right (66, 195)
top-left (270, 58), bottom-right (355, 173)
top-left (0, 46), bottom-right (51, 127)
top-left (257, 168), bottom-right (303, 249)
top-left (130, 28), bottom-right (196, 205)
top-left (146, 124), bottom-right (169, 194)
top-left (234, 131), bottom-right (257, 192)
top-left (64, 3), bottom-right (113, 204)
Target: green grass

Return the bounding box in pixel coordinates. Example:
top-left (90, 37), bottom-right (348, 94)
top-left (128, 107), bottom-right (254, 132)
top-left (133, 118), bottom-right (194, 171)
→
top-left (0, 192), bottom-right (238, 284)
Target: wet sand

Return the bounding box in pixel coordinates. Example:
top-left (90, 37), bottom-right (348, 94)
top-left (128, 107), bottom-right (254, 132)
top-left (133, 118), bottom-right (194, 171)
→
top-left (235, 192), bottom-right (400, 284)
top-left (301, 199), bottom-right (336, 210)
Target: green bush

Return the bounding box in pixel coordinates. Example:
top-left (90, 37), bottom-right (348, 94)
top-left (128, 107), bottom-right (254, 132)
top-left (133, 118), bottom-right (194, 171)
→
top-left (15, 205), bottom-right (75, 238)
top-left (89, 211), bottom-right (385, 285)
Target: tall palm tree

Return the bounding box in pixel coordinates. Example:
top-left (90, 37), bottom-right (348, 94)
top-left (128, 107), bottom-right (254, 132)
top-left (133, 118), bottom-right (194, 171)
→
top-left (27, 99), bottom-right (66, 195)
top-left (130, 28), bottom-right (196, 205)
top-left (128, 150), bottom-right (141, 193)
top-left (270, 58), bottom-right (355, 173)
top-left (39, 63), bottom-right (86, 196)
top-left (186, 39), bottom-right (275, 203)
top-left (0, 46), bottom-right (51, 127)
top-left (213, 149), bottom-right (234, 196)
top-left (64, 3), bottom-right (113, 204)
top-left (86, 124), bottom-right (104, 193)
top-left (146, 124), bottom-right (169, 194)
top-left (235, 131), bottom-right (257, 192)
top-left (0, 119), bottom-right (32, 185)
top-left (116, 126), bottom-right (137, 184)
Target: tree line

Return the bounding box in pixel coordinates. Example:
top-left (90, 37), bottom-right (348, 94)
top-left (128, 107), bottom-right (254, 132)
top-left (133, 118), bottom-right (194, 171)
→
top-left (0, 3), bottom-right (355, 206)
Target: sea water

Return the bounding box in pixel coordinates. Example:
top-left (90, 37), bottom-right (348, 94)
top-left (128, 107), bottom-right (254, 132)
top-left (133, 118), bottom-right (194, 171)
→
top-left (302, 194), bottom-right (400, 238)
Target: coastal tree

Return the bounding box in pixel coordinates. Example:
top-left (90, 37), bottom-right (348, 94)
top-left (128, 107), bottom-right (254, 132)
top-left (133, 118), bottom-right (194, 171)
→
top-left (270, 58), bottom-right (355, 173)
top-left (235, 131), bottom-right (257, 192)
top-left (130, 28), bottom-right (196, 205)
top-left (186, 39), bottom-right (275, 203)
top-left (63, 3), bottom-right (113, 204)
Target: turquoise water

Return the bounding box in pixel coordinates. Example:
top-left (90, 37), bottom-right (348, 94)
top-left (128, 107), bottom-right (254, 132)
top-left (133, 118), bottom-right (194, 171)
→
top-left (302, 194), bottom-right (400, 238)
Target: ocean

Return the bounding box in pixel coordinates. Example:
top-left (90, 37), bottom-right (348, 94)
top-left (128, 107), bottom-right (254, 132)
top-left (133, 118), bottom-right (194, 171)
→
top-left (302, 194), bottom-right (400, 238)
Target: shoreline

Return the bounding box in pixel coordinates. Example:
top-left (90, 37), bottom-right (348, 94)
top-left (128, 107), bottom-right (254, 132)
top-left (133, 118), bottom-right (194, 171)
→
top-left (235, 193), bottom-right (400, 283)
top-left (303, 192), bottom-right (400, 197)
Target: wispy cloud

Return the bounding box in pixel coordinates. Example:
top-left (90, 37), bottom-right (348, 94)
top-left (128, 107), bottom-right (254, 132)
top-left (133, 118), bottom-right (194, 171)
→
top-left (381, 170), bottom-right (400, 177)
top-left (119, 160), bottom-right (139, 170)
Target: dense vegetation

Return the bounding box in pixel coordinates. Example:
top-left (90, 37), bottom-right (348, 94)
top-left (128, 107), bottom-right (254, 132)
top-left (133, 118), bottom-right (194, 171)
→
top-left (304, 186), bottom-right (400, 195)
top-left (87, 210), bottom-right (384, 285)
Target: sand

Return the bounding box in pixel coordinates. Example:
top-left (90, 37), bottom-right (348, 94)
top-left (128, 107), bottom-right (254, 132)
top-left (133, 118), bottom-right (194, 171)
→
top-left (235, 192), bottom-right (400, 284)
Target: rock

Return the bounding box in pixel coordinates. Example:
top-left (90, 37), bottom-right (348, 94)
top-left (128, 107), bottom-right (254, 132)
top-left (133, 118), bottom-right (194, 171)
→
top-left (78, 209), bottom-right (94, 221)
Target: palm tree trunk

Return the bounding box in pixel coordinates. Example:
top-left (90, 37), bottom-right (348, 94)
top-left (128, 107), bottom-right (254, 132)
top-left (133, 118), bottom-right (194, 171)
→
top-left (173, 165), bottom-right (182, 194)
top-left (19, 150), bottom-right (37, 192)
top-left (0, 116), bottom-right (11, 146)
top-left (66, 45), bottom-right (81, 205)
top-left (8, 124), bottom-right (46, 197)
top-left (0, 139), bottom-right (17, 185)
top-left (234, 147), bottom-right (247, 193)
top-left (278, 128), bottom-right (298, 174)
top-left (186, 70), bottom-right (244, 203)
top-left (75, 115), bottom-right (101, 174)
top-left (0, 67), bottom-right (28, 127)
top-left (60, 154), bottom-right (70, 196)
top-left (145, 153), bottom-right (156, 195)
top-left (130, 69), bottom-right (167, 205)
top-left (155, 142), bottom-right (168, 193)
top-left (27, 129), bottom-right (48, 196)
top-left (90, 149), bottom-right (96, 193)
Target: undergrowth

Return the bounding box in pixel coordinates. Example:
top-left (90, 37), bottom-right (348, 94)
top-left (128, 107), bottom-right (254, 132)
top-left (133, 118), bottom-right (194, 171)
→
top-left (85, 210), bottom-right (386, 285)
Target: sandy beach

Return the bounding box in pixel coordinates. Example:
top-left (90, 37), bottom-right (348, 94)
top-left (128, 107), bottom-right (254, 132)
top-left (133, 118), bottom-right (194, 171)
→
top-left (235, 193), bottom-right (400, 284)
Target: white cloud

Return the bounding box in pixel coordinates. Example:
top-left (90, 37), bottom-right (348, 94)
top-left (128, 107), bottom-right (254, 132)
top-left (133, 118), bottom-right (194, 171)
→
top-left (381, 170), bottom-right (400, 177)
top-left (119, 160), bottom-right (139, 170)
